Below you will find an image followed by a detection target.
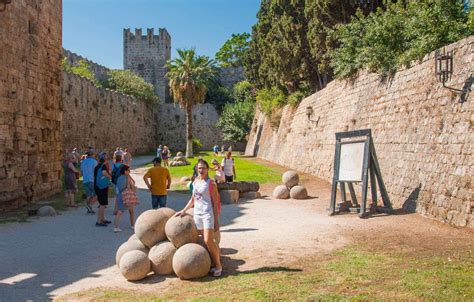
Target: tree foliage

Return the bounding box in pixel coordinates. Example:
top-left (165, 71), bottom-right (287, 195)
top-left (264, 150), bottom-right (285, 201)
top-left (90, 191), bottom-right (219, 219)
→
top-left (166, 48), bottom-right (217, 157)
top-left (232, 80), bottom-right (255, 102)
top-left (62, 58), bottom-right (101, 87)
top-left (329, 0), bottom-right (473, 78)
top-left (205, 82), bottom-right (233, 112)
top-left (105, 70), bottom-right (159, 103)
top-left (216, 100), bottom-right (256, 142)
top-left (215, 33), bottom-right (251, 67)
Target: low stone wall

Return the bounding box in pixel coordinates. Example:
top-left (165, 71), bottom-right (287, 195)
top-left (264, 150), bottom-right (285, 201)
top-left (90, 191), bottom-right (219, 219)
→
top-left (246, 36), bottom-right (473, 227)
top-left (63, 49), bottom-right (110, 83)
top-left (62, 72), bottom-right (156, 156)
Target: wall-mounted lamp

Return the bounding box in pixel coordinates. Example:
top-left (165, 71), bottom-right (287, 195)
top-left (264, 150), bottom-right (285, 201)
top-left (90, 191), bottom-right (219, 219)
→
top-left (306, 106), bottom-right (320, 125)
top-left (435, 49), bottom-right (463, 94)
top-left (0, 0), bottom-right (11, 12)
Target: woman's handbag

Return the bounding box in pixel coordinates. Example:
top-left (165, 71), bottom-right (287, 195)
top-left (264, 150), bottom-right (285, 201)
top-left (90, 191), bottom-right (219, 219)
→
top-left (122, 177), bottom-right (139, 207)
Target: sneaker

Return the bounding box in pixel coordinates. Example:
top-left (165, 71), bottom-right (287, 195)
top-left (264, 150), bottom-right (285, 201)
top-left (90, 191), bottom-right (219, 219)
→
top-left (209, 268), bottom-right (222, 277)
top-left (95, 222), bottom-right (107, 227)
top-left (86, 204), bottom-right (95, 214)
top-left (103, 220), bottom-right (112, 224)
top-left (114, 228), bottom-right (122, 233)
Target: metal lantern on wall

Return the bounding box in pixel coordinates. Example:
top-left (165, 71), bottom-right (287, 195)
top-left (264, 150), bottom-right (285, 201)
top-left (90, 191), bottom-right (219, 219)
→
top-left (435, 49), bottom-right (453, 84)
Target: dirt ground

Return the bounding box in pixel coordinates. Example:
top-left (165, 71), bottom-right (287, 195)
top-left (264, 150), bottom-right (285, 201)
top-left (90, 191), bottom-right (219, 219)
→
top-left (0, 156), bottom-right (472, 301)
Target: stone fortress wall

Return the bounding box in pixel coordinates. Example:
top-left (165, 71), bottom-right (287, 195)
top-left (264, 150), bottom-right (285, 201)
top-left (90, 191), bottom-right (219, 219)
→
top-left (63, 49), bottom-right (109, 83)
top-left (246, 36), bottom-right (473, 227)
top-left (124, 28), bottom-right (171, 103)
top-left (61, 72), bottom-right (156, 156)
top-left (0, 0), bottom-right (63, 210)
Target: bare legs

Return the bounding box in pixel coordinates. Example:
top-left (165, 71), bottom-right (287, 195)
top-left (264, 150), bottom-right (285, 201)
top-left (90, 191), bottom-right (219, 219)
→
top-left (97, 205), bottom-right (106, 223)
top-left (113, 208), bottom-right (135, 230)
top-left (201, 229), bottom-right (222, 271)
top-left (65, 191), bottom-right (76, 207)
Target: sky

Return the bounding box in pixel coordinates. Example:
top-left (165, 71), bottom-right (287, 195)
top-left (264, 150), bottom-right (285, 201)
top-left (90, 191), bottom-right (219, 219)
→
top-left (63, 0), bottom-right (260, 69)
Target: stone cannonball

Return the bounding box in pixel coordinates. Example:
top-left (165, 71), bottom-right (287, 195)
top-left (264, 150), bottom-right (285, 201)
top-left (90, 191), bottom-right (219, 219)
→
top-left (128, 234), bottom-right (138, 242)
top-left (273, 185), bottom-right (290, 199)
top-left (290, 185), bottom-right (308, 199)
top-left (119, 250), bottom-right (151, 281)
top-left (165, 214), bottom-right (199, 248)
top-left (37, 205), bottom-right (57, 216)
top-left (135, 208), bottom-right (176, 247)
top-left (282, 171), bottom-right (299, 188)
top-left (149, 240), bottom-right (177, 275)
top-left (116, 239), bottom-right (149, 266)
top-left (172, 243), bottom-right (211, 280)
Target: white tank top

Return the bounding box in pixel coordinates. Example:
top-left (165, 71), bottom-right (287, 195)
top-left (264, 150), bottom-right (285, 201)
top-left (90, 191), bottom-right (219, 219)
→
top-left (193, 178), bottom-right (213, 215)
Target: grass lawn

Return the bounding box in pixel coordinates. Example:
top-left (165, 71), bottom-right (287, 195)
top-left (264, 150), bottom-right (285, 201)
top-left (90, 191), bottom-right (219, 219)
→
top-left (145, 152), bottom-right (282, 191)
top-left (63, 244), bottom-right (474, 301)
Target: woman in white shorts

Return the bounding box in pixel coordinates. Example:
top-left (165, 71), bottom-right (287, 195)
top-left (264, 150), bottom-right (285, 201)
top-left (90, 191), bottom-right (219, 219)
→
top-left (175, 159), bottom-right (222, 277)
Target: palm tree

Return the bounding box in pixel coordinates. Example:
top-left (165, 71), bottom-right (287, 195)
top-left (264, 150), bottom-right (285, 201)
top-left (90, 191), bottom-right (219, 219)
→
top-left (166, 48), bottom-right (217, 158)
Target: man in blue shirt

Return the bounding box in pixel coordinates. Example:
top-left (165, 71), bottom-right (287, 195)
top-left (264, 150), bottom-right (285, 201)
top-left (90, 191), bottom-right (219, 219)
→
top-left (81, 150), bottom-right (98, 213)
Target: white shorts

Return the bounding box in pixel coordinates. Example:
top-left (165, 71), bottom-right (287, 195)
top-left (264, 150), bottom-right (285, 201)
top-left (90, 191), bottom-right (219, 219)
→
top-left (194, 212), bottom-right (214, 230)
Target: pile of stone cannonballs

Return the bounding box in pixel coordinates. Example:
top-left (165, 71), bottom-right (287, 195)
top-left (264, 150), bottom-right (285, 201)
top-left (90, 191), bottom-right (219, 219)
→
top-left (115, 208), bottom-right (219, 281)
top-left (273, 170), bottom-right (308, 199)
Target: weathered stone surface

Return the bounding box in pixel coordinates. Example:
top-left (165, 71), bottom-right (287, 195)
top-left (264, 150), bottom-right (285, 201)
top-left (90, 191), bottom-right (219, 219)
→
top-left (169, 155), bottom-right (191, 167)
top-left (290, 186), bottom-right (308, 199)
top-left (220, 190), bottom-right (239, 204)
top-left (119, 250), bottom-right (151, 281)
top-left (0, 0), bottom-right (62, 210)
top-left (135, 208), bottom-right (175, 247)
top-left (217, 182), bottom-right (260, 193)
top-left (172, 243), bottom-right (211, 280)
top-left (273, 185), bottom-right (290, 199)
top-left (148, 241), bottom-right (177, 275)
top-left (37, 206), bottom-right (57, 217)
top-left (245, 37), bottom-right (474, 227)
top-left (240, 191), bottom-right (262, 199)
top-left (165, 214), bottom-right (199, 248)
top-left (282, 171), bottom-right (299, 189)
top-left (116, 239), bottom-right (149, 266)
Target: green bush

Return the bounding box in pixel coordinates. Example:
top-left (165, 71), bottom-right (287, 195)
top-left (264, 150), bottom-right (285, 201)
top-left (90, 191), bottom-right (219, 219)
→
top-left (105, 70), bottom-right (159, 103)
top-left (205, 83), bottom-right (233, 112)
top-left (287, 91), bottom-right (308, 107)
top-left (62, 58), bottom-right (101, 87)
top-left (255, 87), bottom-right (286, 117)
top-left (233, 80), bottom-right (255, 102)
top-left (330, 1), bottom-right (472, 78)
top-left (216, 100), bottom-right (255, 142)
top-left (192, 138), bottom-right (203, 150)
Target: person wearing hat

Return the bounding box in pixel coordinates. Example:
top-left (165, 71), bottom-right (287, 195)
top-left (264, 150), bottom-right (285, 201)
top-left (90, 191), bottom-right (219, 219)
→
top-left (143, 157), bottom-right (171, 209)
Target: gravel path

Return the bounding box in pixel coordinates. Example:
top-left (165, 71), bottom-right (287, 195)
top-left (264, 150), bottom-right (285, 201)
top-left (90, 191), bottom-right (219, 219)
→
top-left (0, 156), bottom-right (472, 301)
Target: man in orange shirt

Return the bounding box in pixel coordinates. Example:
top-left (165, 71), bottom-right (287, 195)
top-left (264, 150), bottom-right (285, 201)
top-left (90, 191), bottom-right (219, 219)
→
top-left (143, 157), bottom-right (171, 209)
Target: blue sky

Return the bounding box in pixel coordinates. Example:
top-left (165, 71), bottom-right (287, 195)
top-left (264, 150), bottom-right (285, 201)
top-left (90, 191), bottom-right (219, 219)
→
top-left (63, 0), bottom-right (260, 69)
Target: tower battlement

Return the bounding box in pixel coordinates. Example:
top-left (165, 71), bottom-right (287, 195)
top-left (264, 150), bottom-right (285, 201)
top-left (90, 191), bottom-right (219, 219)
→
top-left (123, 27), bottom-right (171, 103)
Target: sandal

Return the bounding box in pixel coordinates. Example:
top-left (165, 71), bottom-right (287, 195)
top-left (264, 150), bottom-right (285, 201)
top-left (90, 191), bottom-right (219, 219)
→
top-left (209, 268), bottom-right (222, 277)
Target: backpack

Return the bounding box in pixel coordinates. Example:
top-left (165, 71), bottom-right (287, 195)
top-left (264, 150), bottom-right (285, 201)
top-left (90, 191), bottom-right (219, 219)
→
top-left (111, 163), bottom-right (123, 185)
top-left (208, 179), bottom-right (221, 215)
top-left (95, 164), bottom-right (111, 189)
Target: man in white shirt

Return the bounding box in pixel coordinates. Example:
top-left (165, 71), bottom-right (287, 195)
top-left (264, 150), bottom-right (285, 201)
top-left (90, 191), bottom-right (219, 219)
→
top-left (221, 151), bottom-right (236, 182)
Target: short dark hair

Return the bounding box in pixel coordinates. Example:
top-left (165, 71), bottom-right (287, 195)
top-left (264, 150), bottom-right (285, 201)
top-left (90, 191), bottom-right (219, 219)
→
top-left (115, 154), bottom-right (123, 162)
top-left (120, 165), bottom-right (130, 175)
top-left (153, 157), bottom-right (162, 164)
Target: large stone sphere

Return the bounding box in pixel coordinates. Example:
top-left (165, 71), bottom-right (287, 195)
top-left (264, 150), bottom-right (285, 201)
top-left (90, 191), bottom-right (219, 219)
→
top-left (119, 250), bottom-right (151, 281)
top-left (172, 243), bottom-right (211, 280)
top-left (290, 185), bottom-right (308, 199)
top-left (37, 205), bottom-right (57, 216)
top-left (116, 239), bottom-right (149, 266)
top-left (135, 208), bottom-right (176, 247)
top-left (128, 234), bottom-right (138, 242)
top-left (165, 214), bottom-right (199, 248)
top-left (282, 171), bottom-right (299, 188)
top-left (273, 185), bottom-right (290, 199)
top-left (148, 241), bottom-right (177, 275)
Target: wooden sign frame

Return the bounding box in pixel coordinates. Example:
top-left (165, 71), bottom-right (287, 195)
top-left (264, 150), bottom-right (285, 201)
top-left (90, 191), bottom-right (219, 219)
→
top-left (329, 129), bottom-right (393, 218)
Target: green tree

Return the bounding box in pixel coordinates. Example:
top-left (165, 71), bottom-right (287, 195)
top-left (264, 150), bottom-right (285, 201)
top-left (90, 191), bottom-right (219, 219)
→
top-left (232, 80), bottom-right (255, 102)
top-left (205, 82), bottom-right (233, 112)
top-left (62, 58), bottom-right (101, 87)
top-left (215, 33), bottom-right (251, 67)
top-left (216, 100), bottom-right (255, 142)
top-left (105, 70), bottom-right (159, 103)
top-left (166, 48), bottom-right (217, 157)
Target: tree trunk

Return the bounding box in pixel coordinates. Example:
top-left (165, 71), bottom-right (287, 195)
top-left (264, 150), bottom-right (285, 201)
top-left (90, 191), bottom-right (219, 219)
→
top-left (186, 103), bottom-right (193, 158)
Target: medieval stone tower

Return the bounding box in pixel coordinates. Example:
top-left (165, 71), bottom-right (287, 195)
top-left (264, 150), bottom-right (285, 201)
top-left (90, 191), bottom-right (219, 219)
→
top-left (123, 28), bottom-right (171, 103)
